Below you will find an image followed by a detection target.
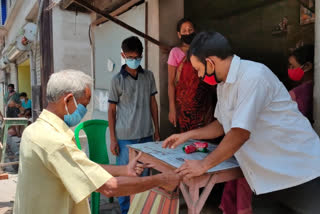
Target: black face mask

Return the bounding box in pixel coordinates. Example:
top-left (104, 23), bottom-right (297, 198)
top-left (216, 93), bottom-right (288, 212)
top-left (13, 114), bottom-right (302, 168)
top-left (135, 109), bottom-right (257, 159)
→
top-left (180, 32), bottom-right (196, 45)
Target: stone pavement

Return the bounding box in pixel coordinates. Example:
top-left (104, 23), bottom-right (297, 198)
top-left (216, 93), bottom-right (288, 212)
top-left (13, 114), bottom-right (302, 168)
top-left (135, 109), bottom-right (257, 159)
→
top-left (0, 174), bottom-right (17, 214)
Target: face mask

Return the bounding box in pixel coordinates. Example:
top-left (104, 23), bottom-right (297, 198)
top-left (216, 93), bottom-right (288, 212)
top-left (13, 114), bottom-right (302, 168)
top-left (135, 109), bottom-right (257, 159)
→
top-left (20, 98), bottom-right (25, 102)
top-left (288, 66), bottom-right (304, 81)
top-left (64, 96), bottom-right (87, 127)
top-left (180, 32), bottom-right (196, 45)
top-left (123, 53), bottom-right (142, 70)
top-left (200, 59), bottom-right (219, 86)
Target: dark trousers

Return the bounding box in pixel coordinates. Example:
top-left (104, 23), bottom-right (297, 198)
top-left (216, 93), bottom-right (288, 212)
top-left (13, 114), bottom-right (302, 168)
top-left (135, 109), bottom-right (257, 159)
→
top-left (255, 177), bottom-right (320, 214)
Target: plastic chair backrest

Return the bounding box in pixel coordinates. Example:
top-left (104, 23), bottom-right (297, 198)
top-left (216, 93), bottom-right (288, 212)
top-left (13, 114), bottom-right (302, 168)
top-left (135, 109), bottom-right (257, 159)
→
top-left (74, 119), bottom-right (109, 165)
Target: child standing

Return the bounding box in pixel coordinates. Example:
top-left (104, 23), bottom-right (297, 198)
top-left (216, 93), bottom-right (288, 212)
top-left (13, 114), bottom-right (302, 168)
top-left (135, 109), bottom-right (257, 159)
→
top-left (108, 36), bottom-right (160, 214)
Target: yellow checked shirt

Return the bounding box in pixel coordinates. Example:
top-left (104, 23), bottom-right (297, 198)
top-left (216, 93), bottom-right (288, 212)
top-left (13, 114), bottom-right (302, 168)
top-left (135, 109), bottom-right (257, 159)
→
top-left (13, 110), bottom-right (113, 214)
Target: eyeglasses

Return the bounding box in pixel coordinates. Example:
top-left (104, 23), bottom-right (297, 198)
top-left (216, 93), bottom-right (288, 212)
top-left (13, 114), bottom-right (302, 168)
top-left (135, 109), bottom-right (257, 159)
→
top-left (123, 53), bottom-right (142, 61)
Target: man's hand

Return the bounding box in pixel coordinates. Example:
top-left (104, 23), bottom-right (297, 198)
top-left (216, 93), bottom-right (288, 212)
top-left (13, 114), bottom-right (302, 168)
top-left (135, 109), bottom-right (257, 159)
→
top-left (176, 160), bottom-right (208, 180)
top-left (110, 139), bottom-right (119, 156)
top-left (162, 132), bottom-right (191, 149)
top-left (154, 130), bottom-right (160, 141)
top-left (159, 170), bottom-right (181, 192)
top-left (127, 152), bottom-right (145, 176)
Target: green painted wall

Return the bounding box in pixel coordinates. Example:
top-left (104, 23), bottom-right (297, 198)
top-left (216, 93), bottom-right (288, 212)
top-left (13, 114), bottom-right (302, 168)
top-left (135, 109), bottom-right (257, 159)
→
top-left (18, 65), bottom-right (31, 98)
top-left (185, 0), bottom-right (314, 89)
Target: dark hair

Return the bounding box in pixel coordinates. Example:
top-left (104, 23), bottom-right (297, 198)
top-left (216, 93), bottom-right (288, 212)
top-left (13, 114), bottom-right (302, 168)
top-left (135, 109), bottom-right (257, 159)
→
top-left (121, 36), bottom-right (143, 56)
top-left (20, 92), bottom-right (27, 97)
top-left (290, 45), bottom-right (314, 65)
top-left (8, 84), bottom-right (14, 88)
top-left (188, 31), bottom-right (233, 63)
top-left (176, 18), bottom-right (195, 32)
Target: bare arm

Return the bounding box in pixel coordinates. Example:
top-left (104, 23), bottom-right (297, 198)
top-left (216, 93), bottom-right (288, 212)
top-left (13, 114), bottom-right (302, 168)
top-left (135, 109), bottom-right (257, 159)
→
top-left (176, 128), bottom-right (250, 179)
top-left (151, 95), bottom-right (160, 141)
top-left (97, 171), bottom-right (179, 197)
top-left (108, 103), bottom-right (119, 156)
top-left (168, 65), bottom-right (177, 127)
top-left (100, 165), bottom-right (128, 177)
top-left (163, 120), bottom-right (225, 149)
top-left (202, 128), bottom-right (249, 170)
top-left (100, 152), bottom-right (146, 177)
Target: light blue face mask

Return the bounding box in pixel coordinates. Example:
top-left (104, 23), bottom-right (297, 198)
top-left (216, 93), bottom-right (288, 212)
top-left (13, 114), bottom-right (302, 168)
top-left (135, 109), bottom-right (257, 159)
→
top-left (64, 96), bottom-right (87, 127)
top-left (124, 54), bottom-right (142, 69)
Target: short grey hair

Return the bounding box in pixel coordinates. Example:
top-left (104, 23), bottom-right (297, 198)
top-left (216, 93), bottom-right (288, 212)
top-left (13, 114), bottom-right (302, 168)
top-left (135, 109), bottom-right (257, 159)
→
top-left (46, 69), bottom-right (93, 103)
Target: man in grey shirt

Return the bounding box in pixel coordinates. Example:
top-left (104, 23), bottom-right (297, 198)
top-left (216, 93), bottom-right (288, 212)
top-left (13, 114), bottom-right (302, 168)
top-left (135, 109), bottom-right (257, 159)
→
top-left (108, 36), bottom-right (160, 214)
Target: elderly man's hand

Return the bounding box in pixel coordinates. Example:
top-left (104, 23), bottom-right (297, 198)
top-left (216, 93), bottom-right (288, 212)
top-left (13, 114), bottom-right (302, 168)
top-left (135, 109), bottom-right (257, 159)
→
top-left (127, 152), bottom-right (153, 177)
top-left (159, 170), bottom-right (181, 192)
top-left (175, 160), bottom-right (208, 180)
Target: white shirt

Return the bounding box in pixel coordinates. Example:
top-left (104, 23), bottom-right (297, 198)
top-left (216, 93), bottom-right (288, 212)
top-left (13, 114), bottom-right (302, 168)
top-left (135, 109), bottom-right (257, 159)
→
top-left (215, 55), bottom-right (320, 194)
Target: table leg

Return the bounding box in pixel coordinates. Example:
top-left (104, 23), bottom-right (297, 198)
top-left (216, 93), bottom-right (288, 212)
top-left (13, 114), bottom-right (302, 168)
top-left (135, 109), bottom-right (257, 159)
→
top-left (180, 175), bottom-right (218, 214)
top-left (180, 182), bottom-right (199, 214)
top-left (196, 175), bottom-right (217, 213)
top-left (189, 182), bottom-right (199, 214)
top-left (129, 148), bottom-right (137, 203)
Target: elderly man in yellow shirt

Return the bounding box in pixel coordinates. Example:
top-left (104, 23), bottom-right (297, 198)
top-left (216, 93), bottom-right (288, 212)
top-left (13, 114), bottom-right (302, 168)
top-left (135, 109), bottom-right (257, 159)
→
top-left (13, 70), bottom-right (179, 214)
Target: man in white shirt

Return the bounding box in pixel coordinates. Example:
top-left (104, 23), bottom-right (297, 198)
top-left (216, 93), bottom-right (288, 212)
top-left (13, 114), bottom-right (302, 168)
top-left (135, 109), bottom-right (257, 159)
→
top-left (163, 31), bottom-right (320, 213)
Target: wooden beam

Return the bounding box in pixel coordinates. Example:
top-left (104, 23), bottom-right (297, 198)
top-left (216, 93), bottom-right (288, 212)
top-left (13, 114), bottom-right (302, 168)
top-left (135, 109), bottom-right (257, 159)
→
top-left (40, 0), bottom-right (54, 109)
top-left (92, 0), bottom-right (141, 26)
top-left (60, 0), bottom-right (75, 10)
top-left (74, 0), bottom-right (168, 49)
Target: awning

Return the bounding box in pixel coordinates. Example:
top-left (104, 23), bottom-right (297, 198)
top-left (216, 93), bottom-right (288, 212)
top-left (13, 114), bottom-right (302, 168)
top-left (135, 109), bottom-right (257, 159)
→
top-left (61, 0), bottom-right (169, 50)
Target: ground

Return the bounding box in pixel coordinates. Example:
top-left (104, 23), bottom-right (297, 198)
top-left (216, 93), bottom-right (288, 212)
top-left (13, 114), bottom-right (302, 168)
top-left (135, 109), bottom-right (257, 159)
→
top-left (0, 137), bottom-right (293, 214)
top-left (0, 174), bottom-right (293, 214)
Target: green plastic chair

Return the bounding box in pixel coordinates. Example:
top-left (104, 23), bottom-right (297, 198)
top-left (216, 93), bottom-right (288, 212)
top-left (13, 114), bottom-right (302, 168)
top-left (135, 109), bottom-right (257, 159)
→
top-left (74, 119), bottom-right (113, 214)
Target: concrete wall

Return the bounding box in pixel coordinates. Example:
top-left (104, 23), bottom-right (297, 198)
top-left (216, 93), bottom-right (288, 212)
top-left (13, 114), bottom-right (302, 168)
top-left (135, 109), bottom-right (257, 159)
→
top-left (7, 63), bottom-right (17, 88)
top-left (185, 0), bottom-right (314, 90)
top-left (52, 7), bottom-right (92, 75)
top-left (5, 0), bottom-right (38, 46)
top-left (52, 7), bottom-right (93, 122)
top-left (158, 0), bottom-right (184, 138)
top-left (93, 3), bottom-right (146, 90)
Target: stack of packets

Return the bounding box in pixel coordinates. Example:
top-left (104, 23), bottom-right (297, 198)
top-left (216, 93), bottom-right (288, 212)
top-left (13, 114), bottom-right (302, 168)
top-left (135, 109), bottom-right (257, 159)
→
top-left (182, 142), bottom-right (208, 154)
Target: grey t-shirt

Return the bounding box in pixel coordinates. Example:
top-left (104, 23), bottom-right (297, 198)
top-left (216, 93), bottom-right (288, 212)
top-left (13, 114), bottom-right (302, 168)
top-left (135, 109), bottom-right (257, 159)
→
top-left (108, 65), bottom-right (158, 140)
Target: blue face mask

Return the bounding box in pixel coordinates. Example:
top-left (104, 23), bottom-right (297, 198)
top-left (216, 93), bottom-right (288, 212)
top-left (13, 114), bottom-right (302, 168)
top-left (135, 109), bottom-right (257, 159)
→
top-left (126, 58), bottom-right (141, 69)
top-left (123, 53), bottom-right (142, 69)
top-left (64, 96), bottom-right (87, 127)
